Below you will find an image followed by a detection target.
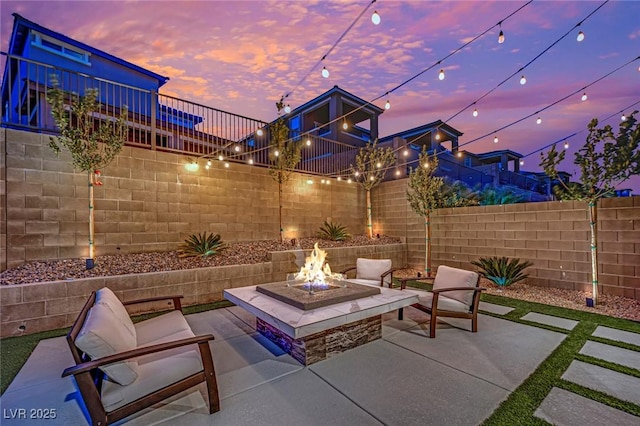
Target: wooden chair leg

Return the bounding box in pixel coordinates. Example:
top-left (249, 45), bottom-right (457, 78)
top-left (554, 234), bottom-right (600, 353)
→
top-left (471, 313), bottom-right (478, 333)
top-left (198, 342), bottom-right (220, 414)
top-left (429, 312), bottom-right (437, 338)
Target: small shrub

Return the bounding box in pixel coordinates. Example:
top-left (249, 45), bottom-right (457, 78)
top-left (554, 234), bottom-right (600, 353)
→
top-left (317, 221), bottom-right (351, 241)
top-left (178, 232), bottom-right (226, 258)
top-left (470, 256), bottom-right (533, 287)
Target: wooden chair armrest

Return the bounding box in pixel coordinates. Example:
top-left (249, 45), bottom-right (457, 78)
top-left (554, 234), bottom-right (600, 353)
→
top-left (399, 276), bottom-right (434, 289)
top-left (381, 268), bottom-right (403, 288)
top-left (340, 266), bottom-right (356, 275)
top-left (431, 287), bottom-right (486, 294)
top-left (62, 334), bottom-right (214, 378)
top-left (123, 295), bottom-right (184, 311)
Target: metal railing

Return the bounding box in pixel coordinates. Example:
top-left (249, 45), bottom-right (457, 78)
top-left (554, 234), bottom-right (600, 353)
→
top-left (1, 53), bottom-right (361, 176)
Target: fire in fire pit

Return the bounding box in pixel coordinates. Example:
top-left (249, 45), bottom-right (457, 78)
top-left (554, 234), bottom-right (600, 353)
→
top-left (293, 242), bottom-right (343, 293)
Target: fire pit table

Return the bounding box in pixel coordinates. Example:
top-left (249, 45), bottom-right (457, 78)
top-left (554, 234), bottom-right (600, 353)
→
top-left (224, 282), bottom-right (419, 365)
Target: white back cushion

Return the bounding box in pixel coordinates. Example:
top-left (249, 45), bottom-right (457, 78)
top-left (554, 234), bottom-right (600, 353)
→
top-left (96, 287), bottom-right (136, 338)
top-left (75, 303), bottom-right (139, 385)
top-left (356, 258), bottom-right (392, 286)
top-left (432, 265), bottom-right (479, 307)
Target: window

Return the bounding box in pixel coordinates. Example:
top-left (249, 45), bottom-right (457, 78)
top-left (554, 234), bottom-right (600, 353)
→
top-left (32, 31), bottom-right (91, 65)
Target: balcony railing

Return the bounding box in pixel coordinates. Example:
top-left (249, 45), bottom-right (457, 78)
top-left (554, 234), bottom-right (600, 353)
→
top-left (0, 53), bottom-right (358, 176)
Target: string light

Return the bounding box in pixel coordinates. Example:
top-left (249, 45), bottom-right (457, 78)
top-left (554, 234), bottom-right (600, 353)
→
top-left (384, 99), bottom-right (391, 110)
top-left (435, 133), bottom-right (441, 141)
top-left (248, 158), bottom-right (254, 165)
top-left (403, 148), bottom-right (409, 156)
top-left (423, 162), bottom-right (429, 169)
top-left (371, 10), bottom-right (381, 25)
top-left (218, 154), bottom-right (224, 161)
top-left (274, 150), bottom-right (279, 157)
top-left (369, 176), bottom-right (374, 181)
top-left (347, 178), bottom-right (352, 183)
top-left (621, 113), bottom-right (627, 121)
top-left (498, 22), bottom-right (505, 44)
top-left (256, 129), bottom-right (263, 136)
top-left (493, 136), bottom-right (499, 143)
top-left (321, 67), bottom-right (330, 78)
top-left (376, 162), bottom-right (382, 168)
top-left (438, 69), bottom-right (445, 80)
top-left (224, 162), bottom-right (230, 168)
top-left (472, 109), bottom-right (478, 117)
top-left (520, 75), bottom-right (527, 85)
top-left (564, 141), bottom-right (570, 149)
top-left (395, 169), bottom-right (401, 176)
top-left (536, 116), bottom-right (542, 124)
top-left (234, 145), bottom-right (241, 152)
top-left (519, 159), bottom-right (524, 166)
top-left (354, 171), bottom-right (360, 177)
top-left (342, 121), bottom-right (348, 130)
top-left (581, 92), bottom-right (588, 101)
top-left (577, 31), bottom-right (585, 42)
top-left (456, 151), bottom-right (463, 158)
top-left (337, 176), bottom-right (342, 181)
top-left (306, 138), bottom-right (311, 146)
top-left (284, 104), bottom-right (291, 113)
top-left (207, 160), bottom-right (212, 167)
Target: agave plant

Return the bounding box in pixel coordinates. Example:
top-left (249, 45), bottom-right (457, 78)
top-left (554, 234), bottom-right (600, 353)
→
top-left (470, 256), bottom-right (533, 287)
top-left (317, 220), bottom-right (351, 241)
top-left (178, 232), bottom-right (226, 258)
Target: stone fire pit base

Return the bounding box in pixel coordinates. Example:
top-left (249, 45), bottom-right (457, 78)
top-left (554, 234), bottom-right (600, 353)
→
top-left (256, 316), bottom-right (382, 365)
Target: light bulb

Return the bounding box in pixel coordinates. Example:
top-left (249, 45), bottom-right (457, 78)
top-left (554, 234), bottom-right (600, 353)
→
top-left (563, 141), bottom-right (569, 150)
top-left (376, 162), bottom-right (382, 168)
top-left (337, 176), bottom-right (342, 181)
top-left (284, 104), bottom-right (291, 113)
top-left (621, 114), bottom-right (627, 121)
top-left (472, 109), bottom-right (478, 117)
top-left (577, 31), bottom-right (585, 42)
top-left (354, 171), bottom-right (360, 177)
top-left (306, 139), bottom-right (311, 146)
top-left (342, 121), bottom-right (348, 130)
top-left (205, 164), bottom-right (210, 170)
top-left (371, 10), bottom-right (381, 25)
top-left (423, 162), bottom-right (429, 169)
top-left (347, 178), bottom-right (352, 183)
top-left (395, 170), bottom-right (401, 176)
top-left (369, 176), bottom-right (374, 181)
top-left (218, 154), bottom-right (224, 161)
top-left (248, 158), bottom-right (254, 165)
top-left (498, 30), bottom-right (505, 44)
top-left (307, 179), bottom-right (313, 185)
top-left (274, 150), bottom-right (279, 157)
top-left (520, 159), bottom-right (524, 166)
top-left (520, 75), bottom-right (527, 85)
top-left (384, 99), bottom-right (391, 110)
top-left (321, 179), bottom-right (325, 184)
top-left (581, 92), bottom-right (588, 101)
top-left (234, 145), bottom-right (241, 152)
top-left (321, 67), bottom-right (329, 78)
top-left (536, 117), bottom-right (542, 124)
top-left (403, 149), bottom-right (409, 156)
top-left (224, 162), bottom-right (230, 168)
top-left (456, 152), bottom-right (462, 158)
top-left (256, 129), bottom-right (263, 136)
top-left (493, 136), bottom-right (499, 143)
top-left (438, 69), bottom-right (445, 80)
top-left (435, 133), bottom-right (441, 140)
top-left (207, 160), bottom-right (212, 166)
top-left (325, 180), bottom-right (330, 185)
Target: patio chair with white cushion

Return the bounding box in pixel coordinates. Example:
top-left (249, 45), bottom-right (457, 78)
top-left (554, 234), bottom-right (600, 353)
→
top-left (398, 265), bottom-right (485, 338)
top-left (341, 258), bottom-right (397, 288)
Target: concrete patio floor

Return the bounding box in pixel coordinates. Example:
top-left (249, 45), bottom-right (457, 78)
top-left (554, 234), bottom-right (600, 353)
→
top-left (0, 305), bottom-right (568, 425)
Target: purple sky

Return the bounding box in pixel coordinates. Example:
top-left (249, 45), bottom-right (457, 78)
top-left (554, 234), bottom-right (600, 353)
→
top-left (2, 0), bottom-right (640, 191)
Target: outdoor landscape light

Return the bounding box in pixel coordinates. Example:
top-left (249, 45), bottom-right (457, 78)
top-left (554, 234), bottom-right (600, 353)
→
top-left (473, 109), bottom-right (478, 117)
top-left (520, 75), bottom-right (527, 85)
top-left (284, 104), bottom-right (291, 113)
top-left (498, 29), bottom-right (505, 44)
top-left (371, 10), bottom-right (381, 25)
top-left (438, 69), bottom-right (445, 80)
top-left (493, 136), bottom-right (499, 143)
top-left (581, 92), bottom-right (588, 101)
top-left (385, 99), bottom-right (391, 110)
top-left (536, 116), bottom-right (542, 124)
top-left (321, 67), bottom-right (330, 78)
top-left (577, 31), bottom-right (585, 42)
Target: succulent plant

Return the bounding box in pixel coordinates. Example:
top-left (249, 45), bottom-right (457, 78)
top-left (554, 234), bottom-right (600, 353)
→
top-left (470, 256), bottom-right (533, 287)
top-left (178, 232), bottom-right (226, 258)
top-left (317, 221), bottom-right (351, 241)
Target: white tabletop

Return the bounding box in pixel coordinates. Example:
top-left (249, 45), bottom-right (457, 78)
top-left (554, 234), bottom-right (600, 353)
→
top-left (224, 285), bottom-right (419, 339)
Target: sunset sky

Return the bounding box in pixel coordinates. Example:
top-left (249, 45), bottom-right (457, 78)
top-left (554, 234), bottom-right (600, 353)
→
top-left (2, 0), bottom-right (640, 190)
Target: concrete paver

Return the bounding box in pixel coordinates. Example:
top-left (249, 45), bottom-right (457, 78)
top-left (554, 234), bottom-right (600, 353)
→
top-left (479, 301), bottom-right (514, 315)
top-left (579, 341), bottom-right (640, 371)
top-left (562, 360), bottom-right (640, 405)
top-left (521, 312), bottom-right (578, 330)
top-left (592, 326), bottom-right (640, 347)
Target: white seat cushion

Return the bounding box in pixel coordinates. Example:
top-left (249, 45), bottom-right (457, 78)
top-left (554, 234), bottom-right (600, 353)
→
top-left (403, 289), bottom-right (470, 313)
top-left (75, 303), bottom-right (139, 385)
top-left (345, 278), bottom-right (381, 287)
top-left (96, 287), bottom-right (136, 339)
top-left (356, 258), bottom-right (392, 286)
top-left (102, 349), bottom-right (203, 411)
top-left (432, 265), bottom-right (479, 307)
top-left (135, 310), bottom-right (192, 346)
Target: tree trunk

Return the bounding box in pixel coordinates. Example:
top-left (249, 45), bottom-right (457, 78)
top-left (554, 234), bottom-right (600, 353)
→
top-left (278, 180), bottom-right (284, 243)
top-left (425, 214), bottom-right (432, 277)
top-left (88, 171), bottom-right (95, 268)
top-left (366, 189), bottom-right (373, 238)
top-left (588, 201), bottom-right (599, 305)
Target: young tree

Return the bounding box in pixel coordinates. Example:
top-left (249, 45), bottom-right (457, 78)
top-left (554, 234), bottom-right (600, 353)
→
top-left (407, 149), bottom-right (472, 277)
top-left (47, 81), bottom-right (127, 269)
top-left (352, 140), bottom-right (396, 238)
top-left (268, 99), bottom-right (301, 242)
top-left (540, 111), bottom-right (640, 305)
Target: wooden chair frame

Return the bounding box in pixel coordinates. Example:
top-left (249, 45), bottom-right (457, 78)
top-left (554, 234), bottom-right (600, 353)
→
top-left (64, 292), bottom-right (220, 426)
top-left (340, 265), bottom-right (402, 288)
top-left (398, 275), bottom-right (485, 338)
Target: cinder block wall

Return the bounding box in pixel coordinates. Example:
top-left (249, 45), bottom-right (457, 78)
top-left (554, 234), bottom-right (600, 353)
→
top-left (374, 179), bottom-right (640, 300)
top-left (2, 128), bottom-right (366, 269)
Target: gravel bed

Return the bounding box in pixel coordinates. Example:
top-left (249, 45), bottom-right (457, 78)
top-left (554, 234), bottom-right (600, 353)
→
top-left (0, 236), bottom-right (401, 285)
top-left (395, 269), bottom-right (640, 322)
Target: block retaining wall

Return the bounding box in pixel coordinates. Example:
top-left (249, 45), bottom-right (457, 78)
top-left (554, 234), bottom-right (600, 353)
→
top-left (0, 244), bottom-right (406, 337)
top-left (374, 179), bottom-right (640, 300)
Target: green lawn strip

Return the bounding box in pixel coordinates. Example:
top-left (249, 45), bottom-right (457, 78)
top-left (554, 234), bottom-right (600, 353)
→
top-left (0, 299), bottom-right (233, 396)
